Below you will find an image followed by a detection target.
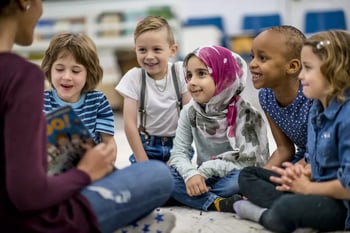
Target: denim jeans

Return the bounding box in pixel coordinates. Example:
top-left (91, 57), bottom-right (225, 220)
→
top-left (129, 134), bottom-right (174, 163)
top-left (170, 167), bottom-right (240, 211)
top-left (130, 134), bottom-right (194, 163)
top-left (81, 160), bottom-right (174, 233)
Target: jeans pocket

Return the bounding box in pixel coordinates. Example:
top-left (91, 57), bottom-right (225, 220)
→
top-left (144, 144), bottom-right (170, 162)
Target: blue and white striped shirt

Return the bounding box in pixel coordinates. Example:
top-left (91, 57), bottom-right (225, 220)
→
top-left (44, 89), bottom-right (114, 143)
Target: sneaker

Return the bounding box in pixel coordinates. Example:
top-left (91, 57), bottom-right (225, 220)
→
top-left (209, 194), bottom-right (243, 212)
top-left (113, 209), bottom-right (176, 233)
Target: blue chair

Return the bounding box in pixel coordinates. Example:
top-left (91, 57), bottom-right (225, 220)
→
top-left (304, 9), bottom-right (347, 34)
top-left (183, 16), bottom-right (229, 48)
top-left (242, 13), bottom-right (281, 35)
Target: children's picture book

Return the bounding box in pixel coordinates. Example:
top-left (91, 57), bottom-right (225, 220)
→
top-left (46, 105), bottom-right (93, 175)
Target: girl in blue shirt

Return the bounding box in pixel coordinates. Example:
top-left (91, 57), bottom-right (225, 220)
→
top-left (234, 30), bottom-right (350, 232)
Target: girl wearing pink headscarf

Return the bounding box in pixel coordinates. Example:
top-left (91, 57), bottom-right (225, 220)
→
top-left (168, 45), bottom-right (269, 212)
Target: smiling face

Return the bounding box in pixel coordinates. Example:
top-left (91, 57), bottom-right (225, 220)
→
top-left (249, 30), bottom-right (291, 89)
top-left (186, 56), bottom-right (216, 104)
top-left (299, 46), bottom-right (330, 107)
top-left (134, 27), bottom-right (177, 80)
top-left (51, 50), bottom-right (87, 103)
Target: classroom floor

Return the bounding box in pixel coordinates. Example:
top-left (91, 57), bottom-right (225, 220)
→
top-left (113, 111), bottom-right (273, 233)
top-left (112, 78), bottom-right (347, 233)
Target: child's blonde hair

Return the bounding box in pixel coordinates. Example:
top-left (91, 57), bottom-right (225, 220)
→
top-left (41, 32), bottom-right (103, 93)
top-left (134, 16), bottom-right (175, 46)
top-left (304, 30), bottom-right (350, 103)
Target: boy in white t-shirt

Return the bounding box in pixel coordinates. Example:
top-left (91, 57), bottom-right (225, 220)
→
top-left (116, 16), bottom-right (191, 164)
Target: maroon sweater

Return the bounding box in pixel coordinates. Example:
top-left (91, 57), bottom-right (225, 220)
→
top-left (0, 53), bottom-right (100, 233)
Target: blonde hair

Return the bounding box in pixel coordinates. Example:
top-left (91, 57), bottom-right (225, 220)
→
top-left (134, 16), bottom-right (175, 45)
top-left (304, 30), bottom-right (350, 103)
top-left (41, 32), bottom-right (103, 93)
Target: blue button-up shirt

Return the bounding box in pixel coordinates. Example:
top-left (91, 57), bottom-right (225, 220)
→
top-left (306, 97), bottom-right (350, 229)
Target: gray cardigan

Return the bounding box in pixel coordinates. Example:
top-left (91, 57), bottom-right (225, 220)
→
top-left (169, 100), bottom-right (269, 182)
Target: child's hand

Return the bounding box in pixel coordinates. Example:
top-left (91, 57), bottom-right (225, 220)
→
top-left (270, 163), bottom-right (299, 188)
top-left (77, 142), bottom-right (115, 182)
top-left (270, 162), bottom-right (311, 193)
top-left (303, 163), bottom-right (312, 178)
top-left (282, 173), bottom-right (312, 194)
top-left (185, 174), bottom-right (209, 196)
top-left (274, 162), bottom-right (304, 180)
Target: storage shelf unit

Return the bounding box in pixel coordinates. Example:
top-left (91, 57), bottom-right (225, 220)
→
top-left (14, 0), bottom-right (181, 111)
top-left (14, 0), bottom-right (181, 55)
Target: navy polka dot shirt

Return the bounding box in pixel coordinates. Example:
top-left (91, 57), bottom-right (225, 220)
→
top-left (259, 84), bottom-right (313, 158)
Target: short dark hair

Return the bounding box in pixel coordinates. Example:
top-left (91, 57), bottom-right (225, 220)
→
top-left (268, 25), bottom-right (306, 60)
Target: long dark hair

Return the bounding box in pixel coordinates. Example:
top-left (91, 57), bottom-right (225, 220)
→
top-left (0, 0), bottom-right (16, 16)
top-left (0, 0), bottom-right (11, 8)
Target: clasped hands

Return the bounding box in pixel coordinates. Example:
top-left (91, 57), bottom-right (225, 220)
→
top-left (270, 162), bottom-right (312, 194)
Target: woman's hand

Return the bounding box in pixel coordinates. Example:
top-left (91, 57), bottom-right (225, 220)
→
top-left (77, 142), bottom-right (116, 182)
top-left (185, 174), bottom-right (209, 196)
top-left (100, 133), bottom-right (118, 164)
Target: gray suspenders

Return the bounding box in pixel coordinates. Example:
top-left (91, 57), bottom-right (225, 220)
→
top-left (138, 64), bottom-right (182, 136)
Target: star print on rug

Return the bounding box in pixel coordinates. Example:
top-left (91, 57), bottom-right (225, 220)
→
top-left (113, 209), bottom-right (176, 233)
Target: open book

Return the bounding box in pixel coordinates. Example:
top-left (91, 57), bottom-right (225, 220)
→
top-left (46, 105), bottom-right (93, 175)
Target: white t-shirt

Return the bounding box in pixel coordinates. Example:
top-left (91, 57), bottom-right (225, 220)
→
top-left (115, 62), bottom-right (188, 136)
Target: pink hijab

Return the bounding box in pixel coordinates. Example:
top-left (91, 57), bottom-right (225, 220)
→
top-left (183, 46), bottom-right (269, 174)
top-left (184, 45), bottom-right (247, 148)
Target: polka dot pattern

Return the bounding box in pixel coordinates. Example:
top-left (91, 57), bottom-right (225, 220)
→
top-left (259, 86), bottom-right (313, 151)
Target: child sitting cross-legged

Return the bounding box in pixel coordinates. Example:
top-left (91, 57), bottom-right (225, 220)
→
top-left (169, 45), bottom-right (269, 212)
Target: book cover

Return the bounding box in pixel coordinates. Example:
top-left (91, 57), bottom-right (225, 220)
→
top-left (46, 105), bottom-right (93, 175)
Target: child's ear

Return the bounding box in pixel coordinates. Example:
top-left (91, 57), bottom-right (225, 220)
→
top-left (170, 44), bottom-right (179, 58)
top-left (286, 59), bottom-right (301, 75)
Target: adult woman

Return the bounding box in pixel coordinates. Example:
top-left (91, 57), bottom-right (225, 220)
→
top-left (0, 1), bottom-right (174, 232)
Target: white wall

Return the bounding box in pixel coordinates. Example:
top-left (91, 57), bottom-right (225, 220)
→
top-left (41, 0), bottom-right (349, 37)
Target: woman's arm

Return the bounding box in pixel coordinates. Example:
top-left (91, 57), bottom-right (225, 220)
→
top-left (5, 64), bottom-right (91, 212)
